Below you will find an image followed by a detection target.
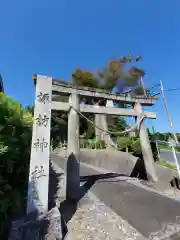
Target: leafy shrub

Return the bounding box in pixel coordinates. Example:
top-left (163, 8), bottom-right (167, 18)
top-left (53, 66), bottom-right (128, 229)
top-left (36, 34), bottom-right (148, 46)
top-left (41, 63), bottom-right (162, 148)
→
top-left (80, 139), bottom-right (106, 149)
top-left (95, 140), bottom-right (106, 149)
top-left (88, 141), bottom-right (96, 149)
top-left (116, 136), bottom-right (132, 152)
top-left (0, 93), bottom-right (32, 238)
top-left (87, 140), bottom-right (106, 149)
top-left (131, 138), bottom-right (141, 155)
top-left (79, 139), bottom-right (89, 148)
top-left (116, 137), bottom-right (127, 151)
top-left (175, 146), bottom-right (180, 152)
top-left (117, 136), bottom-right (158, 161)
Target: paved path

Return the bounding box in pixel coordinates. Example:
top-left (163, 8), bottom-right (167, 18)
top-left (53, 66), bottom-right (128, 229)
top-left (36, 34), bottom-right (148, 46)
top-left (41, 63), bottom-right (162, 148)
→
top-left (52, 153), bottom-right (180, 239)
top-left (52, 160), bottom-right (146, 240)
top-left (160, 149), bottom-right (180, 164)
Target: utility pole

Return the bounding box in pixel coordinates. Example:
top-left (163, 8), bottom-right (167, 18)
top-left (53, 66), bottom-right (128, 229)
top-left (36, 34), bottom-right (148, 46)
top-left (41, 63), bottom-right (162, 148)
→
top-left (160, 80), bottom-right (180, 179)
top-left (159, 80), bottom-right (178, 143)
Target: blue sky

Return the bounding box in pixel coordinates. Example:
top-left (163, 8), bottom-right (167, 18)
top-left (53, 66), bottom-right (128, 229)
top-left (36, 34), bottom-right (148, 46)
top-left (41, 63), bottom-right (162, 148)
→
top-left (0, 0), bottom-right (180, 132)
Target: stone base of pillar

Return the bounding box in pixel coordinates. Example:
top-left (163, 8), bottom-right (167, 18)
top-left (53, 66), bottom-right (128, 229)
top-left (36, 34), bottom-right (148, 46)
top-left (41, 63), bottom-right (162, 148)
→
top-left (8, 207), bottom-right (62, 240)
top-left (66, 153), bottom-right (80, 201)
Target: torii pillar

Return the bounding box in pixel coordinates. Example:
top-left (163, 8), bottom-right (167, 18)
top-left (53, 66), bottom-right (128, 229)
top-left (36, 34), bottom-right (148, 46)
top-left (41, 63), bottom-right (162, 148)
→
top-left (66, 92), bottom-right (80, 200)
top-left (134, 102), bottom-right (158, 182)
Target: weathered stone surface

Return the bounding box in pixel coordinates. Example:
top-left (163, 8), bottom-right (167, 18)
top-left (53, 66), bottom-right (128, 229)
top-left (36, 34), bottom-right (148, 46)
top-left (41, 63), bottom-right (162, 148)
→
top-left (27, 75), bottom-right (52, 214)
top-left (9, 207), bottom-right (62, 240)
top-left (67, 191), bottom-right (146, 240)
top-left (134, 102), bottom-right (157, 182)
top-left (51, 79), bottom-right (157, 106)
top-left (8, 159), bottom-right (66, 239)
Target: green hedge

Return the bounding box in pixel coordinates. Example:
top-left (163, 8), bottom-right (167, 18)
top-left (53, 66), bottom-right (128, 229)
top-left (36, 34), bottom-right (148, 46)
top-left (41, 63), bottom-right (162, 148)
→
top-left (176, 146), bottom-right (180, 152)
top-left (116, 136), bottom-right (141, 154)
top-left (80, 136), bottom-right (157, 160)
top-left (116, 136), bottom-right (158, 160)
top-left (0, 93), bottom-right (32, 238)
top-left (79, 139), bottom-right (106, 149)
top-left (116, 136), bottom-right (131, 151)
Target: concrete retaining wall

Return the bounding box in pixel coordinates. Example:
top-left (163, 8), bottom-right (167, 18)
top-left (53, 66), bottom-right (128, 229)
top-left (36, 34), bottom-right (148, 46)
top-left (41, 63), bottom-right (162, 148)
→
top-left (58, 149), bottom-right (178, 186)
top-left (80, 149), bottom-right (136, 175)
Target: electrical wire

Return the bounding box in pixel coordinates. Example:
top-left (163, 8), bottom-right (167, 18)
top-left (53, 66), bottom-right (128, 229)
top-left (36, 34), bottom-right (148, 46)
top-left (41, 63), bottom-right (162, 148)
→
top-left (165, 87), bottom-right (180, 92)
top-left (151, 86), bottom-right (180, 97)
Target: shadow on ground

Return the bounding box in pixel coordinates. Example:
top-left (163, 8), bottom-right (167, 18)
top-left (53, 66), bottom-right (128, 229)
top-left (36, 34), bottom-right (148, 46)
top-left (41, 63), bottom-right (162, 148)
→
top-left (130, 154), bottom-right (148, 181)
top-left (48, 161), bottom-right (64, 209)
top-left (59, 152), bottom-right (147, 238)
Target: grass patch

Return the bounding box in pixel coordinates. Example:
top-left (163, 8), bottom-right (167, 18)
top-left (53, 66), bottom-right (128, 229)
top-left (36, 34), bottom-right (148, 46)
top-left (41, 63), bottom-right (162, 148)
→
top-left (156, 161), bottom-right (176, 170)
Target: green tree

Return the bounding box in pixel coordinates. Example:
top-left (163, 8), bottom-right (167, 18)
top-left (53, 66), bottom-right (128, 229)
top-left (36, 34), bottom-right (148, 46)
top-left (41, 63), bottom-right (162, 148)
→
top-left (107, 115), bottom-right (129, 137)
top-left (71, 62), bottom-right (133, 137)
top-left (98, 54), bottom-right (145, 94)
top-left (0, 93), bottom-right (32, 238)
top-left (164, 132), bottom-right (173, 141)
top-left (51, 112), bottom-right (68, 148)
top-left (72, 69), bottom-right (100, 88)
top-left (24, 105), bottom-right (34, 115)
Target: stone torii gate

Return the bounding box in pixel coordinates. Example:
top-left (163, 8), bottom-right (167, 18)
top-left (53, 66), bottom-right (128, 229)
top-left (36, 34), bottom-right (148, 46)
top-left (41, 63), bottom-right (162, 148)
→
top-left (27, 74), bottom-right (158, 215)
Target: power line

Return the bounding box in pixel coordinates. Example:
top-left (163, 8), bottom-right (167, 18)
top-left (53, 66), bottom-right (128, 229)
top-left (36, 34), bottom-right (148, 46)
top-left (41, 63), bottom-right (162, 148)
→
top-left (152, 93), bottom-right (160, 97)
top-left (159, 80), bottom-right (178, 143)
top-left (165, 87), bottom-right (180, 92)
top-left (151, 86), bottom-right (180, 97)
top-left (159, 80), bottom-right (180, 178)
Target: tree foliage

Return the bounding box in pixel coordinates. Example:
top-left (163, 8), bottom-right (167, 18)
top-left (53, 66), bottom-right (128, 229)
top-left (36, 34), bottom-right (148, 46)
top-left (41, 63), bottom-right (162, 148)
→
top-left (71, 54), bottom-right (147, 97)
top-left (152, 132), bottom-right (173, 141)
top-left (98, 54), bottom-right (145, 93)
top-left (107, 115), bottom-right (129, 137)
top-left (51, 111), bottom-right (68, 148)
top-left (0, 93), bottom-right (32, 238)
top-left (72, 69), bottom-right (99, 88)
